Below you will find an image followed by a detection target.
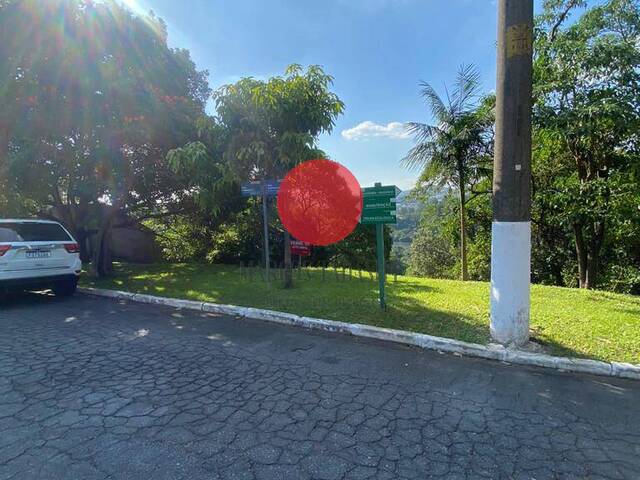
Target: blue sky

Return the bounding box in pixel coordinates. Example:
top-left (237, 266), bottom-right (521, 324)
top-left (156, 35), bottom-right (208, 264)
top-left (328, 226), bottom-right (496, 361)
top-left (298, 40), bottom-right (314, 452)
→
top-left (124, 0), bottom-right (531, 190)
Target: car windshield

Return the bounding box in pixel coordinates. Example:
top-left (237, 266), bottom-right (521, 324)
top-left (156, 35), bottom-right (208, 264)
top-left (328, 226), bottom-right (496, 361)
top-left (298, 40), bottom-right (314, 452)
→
top-left (0, 223), bottom-right (72, 242)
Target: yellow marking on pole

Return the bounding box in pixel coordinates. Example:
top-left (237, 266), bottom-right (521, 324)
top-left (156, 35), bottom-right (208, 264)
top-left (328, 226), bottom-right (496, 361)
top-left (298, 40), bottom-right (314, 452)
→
top-left (506, 23), bottom-right (532, 58)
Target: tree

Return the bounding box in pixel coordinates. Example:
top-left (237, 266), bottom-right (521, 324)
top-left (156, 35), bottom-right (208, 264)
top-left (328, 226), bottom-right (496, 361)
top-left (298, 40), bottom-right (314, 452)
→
top-left (407, 196), bottom-right (457, 278)
top-left (407, 189), bottom-right (492, 281)
top-left (323, 224), bottom-right (392, 270)
top-left (534, 0), bottom-right (640, 288)
top-left (0, 0), bottom-right (210, 275)
top-left (403, 65), bottom-right (493, 281)
top-left (173, 65), bottom-right (344, 288)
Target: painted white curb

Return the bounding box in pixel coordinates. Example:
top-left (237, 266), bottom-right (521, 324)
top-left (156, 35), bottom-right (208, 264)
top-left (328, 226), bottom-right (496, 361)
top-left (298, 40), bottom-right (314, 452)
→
top-left (78, 287), bottom-right (640, 381)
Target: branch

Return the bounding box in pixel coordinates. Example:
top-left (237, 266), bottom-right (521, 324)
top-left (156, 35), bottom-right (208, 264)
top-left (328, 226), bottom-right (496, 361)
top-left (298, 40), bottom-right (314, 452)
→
top-left (550, 0), bottom-right (581, 41)
top-left (465, 190), bottom-right (491, 205)
top-left (129, 208), bottom-right (188, 223)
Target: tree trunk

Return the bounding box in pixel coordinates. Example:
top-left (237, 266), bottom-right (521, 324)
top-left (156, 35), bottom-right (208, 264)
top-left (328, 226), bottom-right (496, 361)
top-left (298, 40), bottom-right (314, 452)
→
top-left (573, 222), bottom-right (587, 288)
top-left (572, 152), bottom-right (608, 290)
top-left (90, 210), bottom-right (117, 277)
top-left (584, 221), bottom-right (605, 289)
top-left (0, 120), bottom-right (9, 194)
top-left (0, 122), bottom-right (7, 163)
top-left (76, 228), bottom-right (91, 264)
top-left (573, 219), bottom-right (605, 289)
top-left (584, 253), bottom-right (596, 290)
top-left (51, 201), bottom-right (93, 263)
top-left (459, 186), bottom-right (469, 281)
top-left (283, 230), bottom-right (293, 288)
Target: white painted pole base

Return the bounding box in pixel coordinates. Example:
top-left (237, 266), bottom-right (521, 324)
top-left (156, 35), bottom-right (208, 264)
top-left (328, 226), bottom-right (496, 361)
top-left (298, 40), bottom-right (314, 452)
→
top-left (490, 221), bottom-right (531, 347)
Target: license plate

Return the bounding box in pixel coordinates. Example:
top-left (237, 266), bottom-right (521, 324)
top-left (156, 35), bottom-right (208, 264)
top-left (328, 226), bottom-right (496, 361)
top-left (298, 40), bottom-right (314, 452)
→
top-left (26, 250), bottom-right (51, 259)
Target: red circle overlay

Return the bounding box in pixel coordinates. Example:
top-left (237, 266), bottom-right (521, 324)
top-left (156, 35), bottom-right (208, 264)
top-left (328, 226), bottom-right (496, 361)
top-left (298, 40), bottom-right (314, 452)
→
top-left (277, 159), bottom-right (362, 246)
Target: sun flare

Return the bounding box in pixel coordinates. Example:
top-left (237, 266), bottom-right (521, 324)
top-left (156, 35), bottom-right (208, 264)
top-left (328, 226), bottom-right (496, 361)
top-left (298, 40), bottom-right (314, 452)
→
top-left (118, 0), bottom-right (146, 16)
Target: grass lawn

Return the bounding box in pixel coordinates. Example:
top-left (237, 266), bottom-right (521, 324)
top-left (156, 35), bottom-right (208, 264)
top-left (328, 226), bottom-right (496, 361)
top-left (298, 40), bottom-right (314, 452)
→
top-left (81, 263), bottom-right (640, 364)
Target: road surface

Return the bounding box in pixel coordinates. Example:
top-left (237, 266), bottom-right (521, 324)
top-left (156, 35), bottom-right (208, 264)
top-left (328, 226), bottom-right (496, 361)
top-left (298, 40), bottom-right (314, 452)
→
top-left (1, 293), bottom-right (639, 479)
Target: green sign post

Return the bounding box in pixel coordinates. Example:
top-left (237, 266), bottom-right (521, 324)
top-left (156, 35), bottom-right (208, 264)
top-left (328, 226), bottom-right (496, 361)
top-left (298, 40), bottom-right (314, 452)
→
top-left (361, 183), bottom-right (399, 309)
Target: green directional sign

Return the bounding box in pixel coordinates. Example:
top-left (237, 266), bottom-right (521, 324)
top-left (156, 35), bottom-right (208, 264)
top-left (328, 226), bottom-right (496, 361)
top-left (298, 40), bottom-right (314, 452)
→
top-left (362, 207), bottom-right (396, 218)
top-left (361, 214), bottom-right (396, 225)
top-left (361, 183), bottom-right (401, 311)
top-left (362, 185), bottom-right (400, 197)
top-left (362, 199), bottom-right (395, 210)
top-left (361, 183), bottom-right (398, 225)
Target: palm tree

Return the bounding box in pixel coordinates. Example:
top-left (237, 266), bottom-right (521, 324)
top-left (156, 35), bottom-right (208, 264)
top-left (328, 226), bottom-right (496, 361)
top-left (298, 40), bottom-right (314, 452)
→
top-left (403, 64), bottom-right (490, 281)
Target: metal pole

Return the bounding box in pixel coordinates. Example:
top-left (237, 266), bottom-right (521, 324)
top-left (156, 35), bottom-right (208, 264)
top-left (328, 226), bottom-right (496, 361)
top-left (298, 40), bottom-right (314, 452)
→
top-left (262, 180), bottom-right (270, 284)
top-left (490, 0), bottom-right (533, 346)
top-left (376, 223), bottom-right (386, 309)
top-left (283, 230), bottom-right (292, 288)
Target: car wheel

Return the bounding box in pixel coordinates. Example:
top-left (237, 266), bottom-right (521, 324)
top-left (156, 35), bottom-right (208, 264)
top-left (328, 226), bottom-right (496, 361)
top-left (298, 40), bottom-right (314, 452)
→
top-left (52, 278), bottom-right (78, 297)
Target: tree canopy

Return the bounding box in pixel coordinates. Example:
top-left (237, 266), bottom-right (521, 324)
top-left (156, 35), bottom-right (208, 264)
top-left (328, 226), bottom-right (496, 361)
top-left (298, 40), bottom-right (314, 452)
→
top-left (406, 0), bottom-right (640, 293)
top-left (0, 0), bottom-right (210, 274)
top-left (169, 64), bottom-right (345, 286)
top-left (404, 64), bottom-right (494, 280)
top-left (533, 0), bottom-right (640, 289)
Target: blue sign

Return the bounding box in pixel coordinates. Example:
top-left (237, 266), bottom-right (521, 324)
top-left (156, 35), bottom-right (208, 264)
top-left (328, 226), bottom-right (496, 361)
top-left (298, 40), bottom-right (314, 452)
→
top-left (265, 179), bottom-right (282, 196)
top-left (241, 182), bottom-right (261, 197)
top-left (241, 180), bottom-right (282, 197)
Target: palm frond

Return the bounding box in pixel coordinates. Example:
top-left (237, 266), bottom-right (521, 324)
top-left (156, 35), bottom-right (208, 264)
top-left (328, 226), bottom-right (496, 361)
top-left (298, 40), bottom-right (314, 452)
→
top-left (404, 64), bottom-right (488, 193)
top-left (452, 64), bottom-right (481, 114)
top-left (401, 141), bottom-right (438, 171)
top-left (443, 84), bottom-right (453, 116)
top-left (404, 122), bottom-right (443, 145)
top-left (418, 81), bottom-right (449, 123)
top-left (419, 158), bottom-right (450, 187)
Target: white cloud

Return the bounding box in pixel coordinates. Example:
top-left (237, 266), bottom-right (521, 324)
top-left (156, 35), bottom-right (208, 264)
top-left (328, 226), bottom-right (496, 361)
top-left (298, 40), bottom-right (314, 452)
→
top-left (341, 121), bottom-right (410, 141)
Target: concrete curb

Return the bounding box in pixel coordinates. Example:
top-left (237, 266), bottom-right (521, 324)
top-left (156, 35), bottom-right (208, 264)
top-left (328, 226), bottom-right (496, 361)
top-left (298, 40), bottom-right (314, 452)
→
top-left (78, 287), bottom-right (640, 381)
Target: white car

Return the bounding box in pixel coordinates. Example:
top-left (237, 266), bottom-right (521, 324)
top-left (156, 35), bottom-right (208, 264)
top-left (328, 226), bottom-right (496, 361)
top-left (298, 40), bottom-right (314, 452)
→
top-left (0, 219), bottom-right (82, 299)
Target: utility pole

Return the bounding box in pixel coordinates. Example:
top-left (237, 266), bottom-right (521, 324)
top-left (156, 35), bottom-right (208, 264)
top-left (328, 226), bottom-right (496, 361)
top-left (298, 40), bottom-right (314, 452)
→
top-left (491, 0), bottom-right (533, 346)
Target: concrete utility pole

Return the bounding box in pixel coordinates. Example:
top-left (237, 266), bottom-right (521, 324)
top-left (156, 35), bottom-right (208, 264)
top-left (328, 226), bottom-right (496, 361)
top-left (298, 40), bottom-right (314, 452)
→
top-left (491, 0), bottom-right (534, 346)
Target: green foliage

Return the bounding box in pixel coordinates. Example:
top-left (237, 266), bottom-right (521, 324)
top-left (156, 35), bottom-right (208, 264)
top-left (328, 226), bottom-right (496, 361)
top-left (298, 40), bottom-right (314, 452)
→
top-left (147, 200), bottom-right (270, 266)
top-left (407, 0), bottom-right (640, 293)
top-left (165, 65), bottom-right (346, 285)
top-left (389, 195), bottom-right (425, 275)
top-left (601, 264), bottom-right (640, 294)
top-left (213, 64), bottom-right (344, 180)
top-left (404, 65), bottom-right (494, 280)
top-left (1, 0), bottom-right (210, 274)
top-left (167, 117), bottom-right (237, 216)
top-left (145, 216), bottom-right (213, 263)
top-left (403, 65), bottom-right (492, 189)
top-left (5, 0), bottom-right (639, 295)
top-left (407, 192), bottom-right (491, 281)
top-left (206, 201), bottom-right (268, 265)
top-left (200, 203), bottom-right (388, 271)
top-left (407, 197), bottom-right (456, 278)
top-left (533, 0), bottom-right (640, 289)
top-left (463, 194), bottom-right (492, 281)
top-left (319, 224), bottom-right (392, 270)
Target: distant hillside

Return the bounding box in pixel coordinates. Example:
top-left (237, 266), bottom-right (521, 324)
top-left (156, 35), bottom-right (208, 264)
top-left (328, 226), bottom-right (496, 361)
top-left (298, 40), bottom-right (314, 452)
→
top-left (392, 188), bottom-right (423, 253)
top-left (391, 187), bottom-right (451, 271)
top-left (393, 187), bottom-right (444, 241)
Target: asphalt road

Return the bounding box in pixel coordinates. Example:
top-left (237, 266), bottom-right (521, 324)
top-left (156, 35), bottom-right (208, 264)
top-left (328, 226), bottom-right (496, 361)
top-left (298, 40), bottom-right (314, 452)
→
top-left (1, 293), bottom-right (639, 480)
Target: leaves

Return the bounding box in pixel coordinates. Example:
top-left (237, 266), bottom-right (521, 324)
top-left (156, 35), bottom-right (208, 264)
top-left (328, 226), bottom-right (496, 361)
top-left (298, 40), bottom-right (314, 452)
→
top-left (1, 0), bottom-right (210, 230)
top-left (215, 65), bottom-right (344, 181)
top-left (533, 0), bottom-right (640, 289)
top-left (403, 64), bottom-right (492, 193)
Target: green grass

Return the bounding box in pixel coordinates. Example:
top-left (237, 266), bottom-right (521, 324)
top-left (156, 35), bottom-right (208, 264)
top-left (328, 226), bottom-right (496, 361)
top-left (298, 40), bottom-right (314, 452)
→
top-left (81, 263), bottom-right (640, 364)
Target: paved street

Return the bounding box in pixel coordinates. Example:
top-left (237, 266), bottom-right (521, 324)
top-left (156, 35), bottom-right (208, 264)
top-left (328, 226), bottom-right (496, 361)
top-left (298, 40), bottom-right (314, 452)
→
top-left (0, 293), bottom-right (639, 480)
